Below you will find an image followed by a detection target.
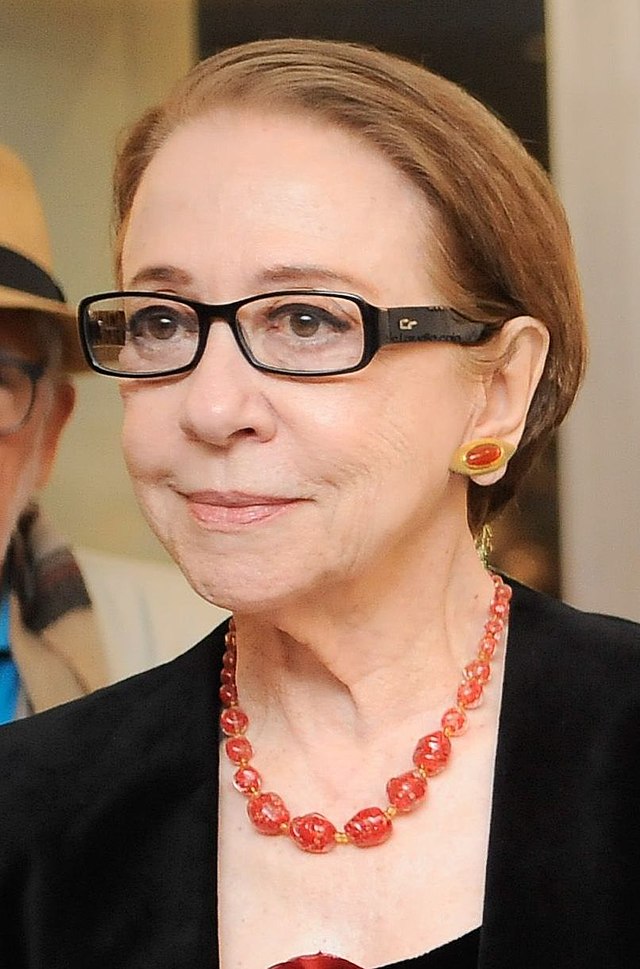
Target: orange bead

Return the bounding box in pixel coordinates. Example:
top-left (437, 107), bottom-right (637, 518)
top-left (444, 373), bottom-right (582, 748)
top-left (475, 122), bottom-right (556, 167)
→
top-left (457, 677), bottom-right (483, 709)
top-left (220, 707), bottom-right (249, 736)
top-left (386, 771), bottom-right (427, 813)
top-left (479, 634), bottom-right (498, 658)
top-left (233, 766), bottom-right (262, 794)
top-left (485, 618), bottom-right (504, 636)
top-left (247, 792), bottom-right (290, 835)
top-left (225, 735), bottom-right (253, 764)
top-left (290, 813), bottom-right (338, 853)
top-left (441, 706), bottom-right (468, 736)
top-left (344, 807), bottom-right (393, 847)
top-left (413, 730), bottom-right (452, 775)
top-left (464, 659), bottom-right (491, 684)
top-left (219, 684), bottom-right (238, 706)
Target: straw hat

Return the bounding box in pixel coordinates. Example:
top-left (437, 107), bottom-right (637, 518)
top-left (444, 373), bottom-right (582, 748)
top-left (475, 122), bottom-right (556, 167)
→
top-left (0, 144), bottom-right (86, 370)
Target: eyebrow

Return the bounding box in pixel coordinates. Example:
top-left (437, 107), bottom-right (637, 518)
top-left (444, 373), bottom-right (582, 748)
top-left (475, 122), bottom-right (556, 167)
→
top-left (126, 265), bottom-right (194, 290)
top-left (125, 263), bottom-right (378, 300)
top-left (257, 264), bottom-right (374, 295)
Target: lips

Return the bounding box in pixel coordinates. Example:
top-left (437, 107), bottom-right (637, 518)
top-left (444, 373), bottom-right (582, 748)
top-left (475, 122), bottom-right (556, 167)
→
top-left (183, 490), bottom-right (302, 528)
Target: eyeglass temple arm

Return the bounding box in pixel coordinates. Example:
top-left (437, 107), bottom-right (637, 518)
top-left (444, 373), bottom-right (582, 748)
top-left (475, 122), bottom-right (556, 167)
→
top-left (381, 307), bottom-right (496, 346)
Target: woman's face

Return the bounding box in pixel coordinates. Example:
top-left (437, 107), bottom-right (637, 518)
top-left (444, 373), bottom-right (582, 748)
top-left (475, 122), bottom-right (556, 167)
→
top-left (120, 108), bottom-right (483, 612)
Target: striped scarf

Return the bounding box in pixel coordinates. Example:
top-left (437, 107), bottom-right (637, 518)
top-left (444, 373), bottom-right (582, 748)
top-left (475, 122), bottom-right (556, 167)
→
top-left (4, 504), bottom-right (108, 715)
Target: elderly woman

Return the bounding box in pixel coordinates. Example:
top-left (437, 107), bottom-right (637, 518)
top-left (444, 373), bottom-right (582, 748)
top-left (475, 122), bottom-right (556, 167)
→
top-left (1, 37), bottom-right (639, 969)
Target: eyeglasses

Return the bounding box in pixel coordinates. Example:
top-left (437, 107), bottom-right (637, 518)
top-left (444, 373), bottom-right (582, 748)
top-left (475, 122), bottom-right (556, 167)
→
top-left (78, 289), bottom-right (501, 379)
top-left (0, 351), bottom-right (46, 437)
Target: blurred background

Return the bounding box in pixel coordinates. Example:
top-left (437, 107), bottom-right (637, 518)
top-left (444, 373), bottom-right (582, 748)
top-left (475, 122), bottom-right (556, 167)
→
top-left (1, 0), bottom-right (638, 619)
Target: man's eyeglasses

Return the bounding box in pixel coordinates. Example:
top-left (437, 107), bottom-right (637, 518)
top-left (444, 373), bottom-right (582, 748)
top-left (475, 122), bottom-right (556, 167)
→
top-left (0, 351), bottom-right (45, 436)
top-left (78, 290), bottom-right (502, 379)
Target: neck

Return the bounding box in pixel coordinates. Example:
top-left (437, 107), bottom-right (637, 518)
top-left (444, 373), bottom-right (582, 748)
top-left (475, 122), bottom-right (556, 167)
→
top-left (219, 566), bottom-right (511, 848)
top-left (232, 532), bottom-right (495, 738)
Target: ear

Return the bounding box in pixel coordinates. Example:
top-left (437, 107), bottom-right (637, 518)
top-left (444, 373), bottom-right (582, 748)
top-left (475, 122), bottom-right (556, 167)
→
top-left (463, 316), bottom-right (550, 486)
top-left (35, 380), bottom-right (76, 490)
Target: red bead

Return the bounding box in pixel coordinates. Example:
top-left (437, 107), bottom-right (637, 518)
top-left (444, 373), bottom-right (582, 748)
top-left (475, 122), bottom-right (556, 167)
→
top-left (247, 792), bottom-right (290, 835)
top-left (464, 442), bottom-right (502, 469)
top-left (225, 735), bottom-right (253, 764)
top-left (494, 581), bottom-right (512, 601)
top-left (219, 684), bottom-right (238, 706)
top-left (441, 706), bottom-right (468, 736)
top-left (233, 766), bottom-right (262, 794)
top-left (221, 667), bottom-right (235, 685)
top-left (222, 650), bottom-right (236, 670)
top-left (386, 771), bottom-right (427, 813)
top-left (290, 813), bottom-right (338, 853)
top-left (464, 659), bottom-right (491, 684)
top-left (493, 601), bottom-right (509, 618)
top-left (485, 618), bottom-right (504, 636)
top-left (413, 731), bottom-right (451, 775)
top-left (457, 677), bottom-right (483, 708)
top-left (479, 634), bottom-right (498, 658)
top-left (344, 807), bottom-right (393, 847)
top-left (220, 707), bottom-right (249, 736)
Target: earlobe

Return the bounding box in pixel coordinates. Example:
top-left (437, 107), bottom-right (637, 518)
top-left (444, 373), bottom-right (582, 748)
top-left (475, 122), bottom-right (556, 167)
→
top-left (452, 316), bottom-right (549, 486)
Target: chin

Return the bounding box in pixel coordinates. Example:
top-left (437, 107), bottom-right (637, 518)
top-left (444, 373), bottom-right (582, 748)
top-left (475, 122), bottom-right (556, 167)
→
top-left (178, 555), bottom-right (321, 617)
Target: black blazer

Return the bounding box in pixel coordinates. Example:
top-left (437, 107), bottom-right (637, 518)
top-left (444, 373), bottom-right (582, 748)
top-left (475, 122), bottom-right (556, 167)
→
top-left (1, 581), bottom-right (639, 968)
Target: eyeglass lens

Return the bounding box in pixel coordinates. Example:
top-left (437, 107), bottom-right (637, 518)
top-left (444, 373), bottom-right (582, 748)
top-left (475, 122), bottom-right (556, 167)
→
top-left (0, 357), bottom-right (37, 435)
top-left (83, 293), bottom-right (366, 375)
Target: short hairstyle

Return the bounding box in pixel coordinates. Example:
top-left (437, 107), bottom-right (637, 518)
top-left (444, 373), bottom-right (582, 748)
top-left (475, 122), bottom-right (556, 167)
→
top-left (112, 37), bottom-right (587, 532)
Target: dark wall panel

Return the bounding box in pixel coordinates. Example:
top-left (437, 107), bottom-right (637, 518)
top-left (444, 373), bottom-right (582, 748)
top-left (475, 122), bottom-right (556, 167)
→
top-left (198, 0), bottom-right (548, 167)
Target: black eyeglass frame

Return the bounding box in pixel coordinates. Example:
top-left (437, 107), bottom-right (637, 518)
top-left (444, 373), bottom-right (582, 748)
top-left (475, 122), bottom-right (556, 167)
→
top-left (0, 351), bottom-right (46, 437)
top-left (78, 289), bottom-right (503, 379)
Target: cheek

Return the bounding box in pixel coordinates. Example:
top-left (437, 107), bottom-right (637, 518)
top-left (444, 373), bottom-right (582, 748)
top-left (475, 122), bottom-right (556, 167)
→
top-left (120, 387), bottom-right (173, 479)
top-left (326, 356), bottom-right (472, 477)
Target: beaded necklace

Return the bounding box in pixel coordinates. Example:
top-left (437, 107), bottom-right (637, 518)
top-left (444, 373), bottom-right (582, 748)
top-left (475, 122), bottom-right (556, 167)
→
top-left (220, 573), bottom-right (511, 854)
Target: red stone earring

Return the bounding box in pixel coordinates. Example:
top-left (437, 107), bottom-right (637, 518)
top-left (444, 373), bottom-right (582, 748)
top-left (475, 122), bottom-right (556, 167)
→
top-left (449, 437), bottom-right (515, 477)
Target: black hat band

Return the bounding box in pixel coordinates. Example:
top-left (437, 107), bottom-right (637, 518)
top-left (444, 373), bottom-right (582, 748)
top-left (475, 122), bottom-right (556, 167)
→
top-left (0, 244), bottom-right (66, 303)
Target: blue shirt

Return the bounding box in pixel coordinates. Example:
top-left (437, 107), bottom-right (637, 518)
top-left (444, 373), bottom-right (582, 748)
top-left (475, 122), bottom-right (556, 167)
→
top-left (0, 592), bottom-right (19, 724)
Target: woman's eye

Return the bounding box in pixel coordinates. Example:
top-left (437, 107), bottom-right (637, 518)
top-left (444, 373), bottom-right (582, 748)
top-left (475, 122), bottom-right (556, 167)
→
top-left (128, 307), bottom-right (191, 341)
top-left (288, 311), bottom-right (323, 337)
top-left (271, 304), bottom-right (350, 338)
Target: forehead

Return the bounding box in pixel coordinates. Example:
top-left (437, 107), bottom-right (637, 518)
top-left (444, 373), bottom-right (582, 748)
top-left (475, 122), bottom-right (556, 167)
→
top-left (122, 107), bottom-right (440, 303)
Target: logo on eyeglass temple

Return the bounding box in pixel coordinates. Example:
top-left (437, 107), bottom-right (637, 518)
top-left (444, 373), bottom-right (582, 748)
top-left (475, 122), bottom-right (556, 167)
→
top-left (398, 318), bottom-right (418, 330)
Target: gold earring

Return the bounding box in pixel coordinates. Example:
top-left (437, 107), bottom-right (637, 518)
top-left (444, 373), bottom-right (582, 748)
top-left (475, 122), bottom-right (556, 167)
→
top-left (475, 524), bottom-right (494, 568)
top-left (449, 437), bottom-right (515, 477)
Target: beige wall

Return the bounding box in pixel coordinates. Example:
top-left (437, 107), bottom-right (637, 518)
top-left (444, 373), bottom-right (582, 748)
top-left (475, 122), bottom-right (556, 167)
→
top-left (547, 0), bottom-right (640, 620)
top-left (0, 0), bottom-right (195, 560)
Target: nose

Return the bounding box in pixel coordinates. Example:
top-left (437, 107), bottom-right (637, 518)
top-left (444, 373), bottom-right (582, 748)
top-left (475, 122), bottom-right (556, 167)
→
top-left (178, 320), bottom-right (277, 448)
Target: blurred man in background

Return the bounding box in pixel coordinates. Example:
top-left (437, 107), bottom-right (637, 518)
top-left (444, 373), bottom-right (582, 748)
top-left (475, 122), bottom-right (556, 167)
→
top-left (0, 144), bottom-right (222, 723)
